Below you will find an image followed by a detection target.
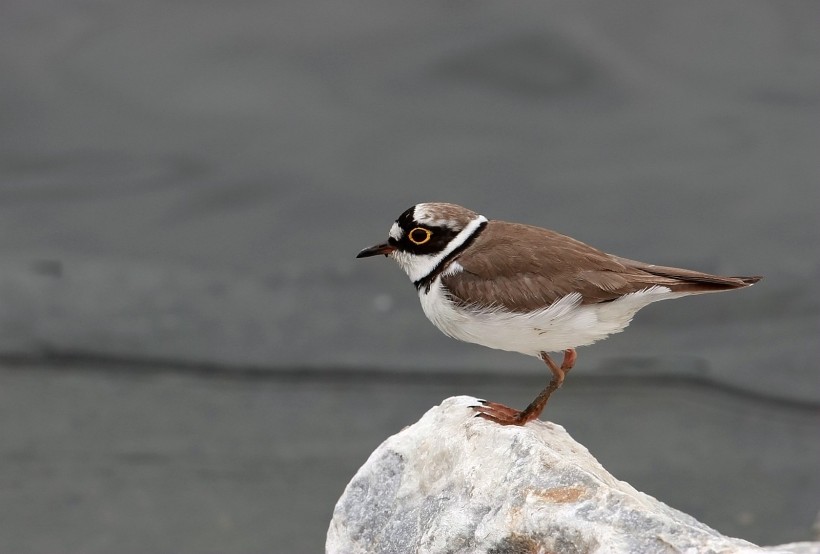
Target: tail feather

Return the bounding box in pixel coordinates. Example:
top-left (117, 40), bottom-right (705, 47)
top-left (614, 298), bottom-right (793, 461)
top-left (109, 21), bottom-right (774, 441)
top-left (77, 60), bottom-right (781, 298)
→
top-left (615, 256), bottom-right (762, 294)
top-left (737, 275), bottom-right (763, 286)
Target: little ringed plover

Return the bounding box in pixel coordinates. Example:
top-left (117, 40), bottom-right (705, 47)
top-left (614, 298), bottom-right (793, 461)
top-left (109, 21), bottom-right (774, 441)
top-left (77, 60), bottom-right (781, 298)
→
top-left (357, 202), bottom-right (761, 426)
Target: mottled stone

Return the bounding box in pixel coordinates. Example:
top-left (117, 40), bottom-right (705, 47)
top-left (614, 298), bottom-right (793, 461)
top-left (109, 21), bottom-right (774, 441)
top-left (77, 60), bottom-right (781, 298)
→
top-left (327, 396), bottom-right (818, 554)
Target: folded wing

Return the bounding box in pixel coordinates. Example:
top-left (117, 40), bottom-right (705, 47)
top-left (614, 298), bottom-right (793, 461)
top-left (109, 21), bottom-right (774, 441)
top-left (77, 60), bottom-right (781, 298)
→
top-left (440, 221), bottom-right (760, 313)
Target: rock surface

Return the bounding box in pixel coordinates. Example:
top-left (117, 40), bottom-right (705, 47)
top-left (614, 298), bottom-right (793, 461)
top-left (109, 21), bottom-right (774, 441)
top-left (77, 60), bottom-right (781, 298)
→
top-left (327, 396), bottom-right (818, 554)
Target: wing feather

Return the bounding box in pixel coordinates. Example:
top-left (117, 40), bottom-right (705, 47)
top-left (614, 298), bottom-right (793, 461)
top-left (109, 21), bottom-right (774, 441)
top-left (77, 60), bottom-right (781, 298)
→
top-left (440, 221), bottom-right (758, 312)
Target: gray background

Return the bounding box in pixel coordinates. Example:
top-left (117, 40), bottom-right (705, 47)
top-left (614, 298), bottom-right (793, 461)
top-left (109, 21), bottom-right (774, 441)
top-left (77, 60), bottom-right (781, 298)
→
top-left (1, 1), bottom-right (818, 552)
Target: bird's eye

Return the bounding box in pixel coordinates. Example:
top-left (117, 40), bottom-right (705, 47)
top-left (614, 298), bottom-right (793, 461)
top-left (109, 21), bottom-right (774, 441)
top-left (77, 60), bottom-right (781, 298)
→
top-left (408, 227), bottom-right (433, 245)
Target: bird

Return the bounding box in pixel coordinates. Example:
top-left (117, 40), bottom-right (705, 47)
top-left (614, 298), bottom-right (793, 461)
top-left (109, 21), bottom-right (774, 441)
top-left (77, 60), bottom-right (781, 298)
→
top-left (356, 202), bottom-right (761, 426)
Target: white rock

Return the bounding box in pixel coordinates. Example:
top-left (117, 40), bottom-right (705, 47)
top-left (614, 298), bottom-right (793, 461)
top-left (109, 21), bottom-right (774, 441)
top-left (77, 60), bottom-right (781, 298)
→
top-left (327, 396), bottom-right (818, 554)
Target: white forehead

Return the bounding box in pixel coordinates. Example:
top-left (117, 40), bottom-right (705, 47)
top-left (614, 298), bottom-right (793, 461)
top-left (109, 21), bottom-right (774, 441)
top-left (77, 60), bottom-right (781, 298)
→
top-left (389, 222), bottom-right (403, 240)
top-left (413, 203), bottom-right (460, 228)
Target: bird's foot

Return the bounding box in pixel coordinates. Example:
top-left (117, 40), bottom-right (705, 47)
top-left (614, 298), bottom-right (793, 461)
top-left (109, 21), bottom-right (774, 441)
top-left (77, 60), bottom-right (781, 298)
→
top-left (470, 349), bottom-right (576, 426)
top-left (470, 400), bottom-right (536, 426)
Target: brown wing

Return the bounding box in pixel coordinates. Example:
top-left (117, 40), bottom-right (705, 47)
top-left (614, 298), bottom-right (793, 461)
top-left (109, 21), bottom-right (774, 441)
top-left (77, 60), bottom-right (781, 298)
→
top-left (440, 221), bottom-right (760, 312)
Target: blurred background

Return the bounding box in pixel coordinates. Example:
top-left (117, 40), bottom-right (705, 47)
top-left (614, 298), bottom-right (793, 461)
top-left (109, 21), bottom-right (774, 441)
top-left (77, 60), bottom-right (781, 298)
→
top-left (1, 1), bottom-right (819, 552)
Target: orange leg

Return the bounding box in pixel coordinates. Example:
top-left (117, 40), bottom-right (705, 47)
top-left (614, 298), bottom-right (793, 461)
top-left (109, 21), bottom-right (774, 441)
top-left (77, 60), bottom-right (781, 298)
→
top-left (472, 348), bottom-right (576, 426)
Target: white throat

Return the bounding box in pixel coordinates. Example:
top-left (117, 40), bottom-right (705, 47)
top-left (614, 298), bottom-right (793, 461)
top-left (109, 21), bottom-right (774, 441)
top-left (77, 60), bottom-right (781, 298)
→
top-left (392, 215), bottom-right (487, 283)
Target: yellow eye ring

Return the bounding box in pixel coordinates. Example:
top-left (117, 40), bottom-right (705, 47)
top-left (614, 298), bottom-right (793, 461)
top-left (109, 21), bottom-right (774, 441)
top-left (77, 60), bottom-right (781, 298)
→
top-left (408, 227), bottom-right (433, 245)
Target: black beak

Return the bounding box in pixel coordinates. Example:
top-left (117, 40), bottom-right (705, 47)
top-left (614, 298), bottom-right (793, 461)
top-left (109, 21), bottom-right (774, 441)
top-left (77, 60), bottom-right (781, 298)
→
top-left (356, 242), bottom-right (396, 258)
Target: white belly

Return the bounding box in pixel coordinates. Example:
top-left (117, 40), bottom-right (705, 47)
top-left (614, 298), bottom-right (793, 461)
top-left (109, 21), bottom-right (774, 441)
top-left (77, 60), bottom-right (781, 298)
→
top-left (419, 278), bottom-right (685, 357)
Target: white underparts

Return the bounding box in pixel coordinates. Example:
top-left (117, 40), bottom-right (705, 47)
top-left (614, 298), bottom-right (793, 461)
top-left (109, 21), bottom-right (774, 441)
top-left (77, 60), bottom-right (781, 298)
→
top-left (419, 279), bottom-right (687, 356)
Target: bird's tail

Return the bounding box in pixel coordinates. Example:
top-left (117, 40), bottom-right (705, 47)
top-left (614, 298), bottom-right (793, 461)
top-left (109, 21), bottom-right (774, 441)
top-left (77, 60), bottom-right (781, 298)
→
top-left (615, 256), bottom-right (762, 294)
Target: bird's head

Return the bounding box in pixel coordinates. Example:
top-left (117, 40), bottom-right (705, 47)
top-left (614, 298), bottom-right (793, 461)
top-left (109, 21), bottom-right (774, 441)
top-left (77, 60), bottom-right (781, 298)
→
top-left (357, 202), bottom-right (487, 283)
